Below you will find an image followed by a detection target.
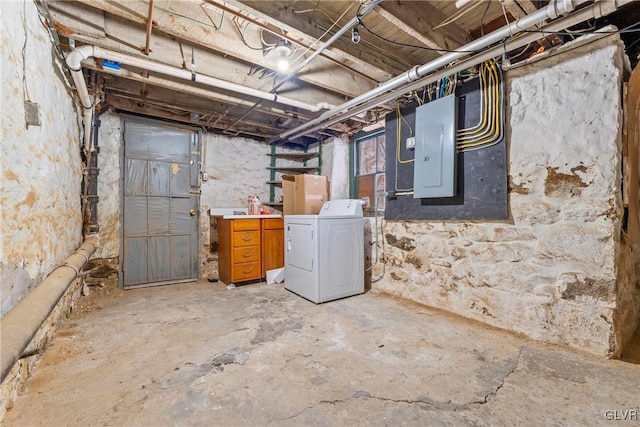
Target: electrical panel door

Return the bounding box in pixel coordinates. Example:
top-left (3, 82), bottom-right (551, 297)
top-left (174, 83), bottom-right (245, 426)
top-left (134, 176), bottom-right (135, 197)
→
top-left (413, 94), bottom-right (457, 198)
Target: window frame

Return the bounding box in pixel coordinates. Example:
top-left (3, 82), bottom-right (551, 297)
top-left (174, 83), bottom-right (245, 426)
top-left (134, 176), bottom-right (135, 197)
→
top-left (350, 129), bottom-right (386, 214)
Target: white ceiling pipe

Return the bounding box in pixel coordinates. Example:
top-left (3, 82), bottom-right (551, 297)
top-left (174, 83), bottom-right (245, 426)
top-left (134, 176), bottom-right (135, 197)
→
top-left (455, 0), bottom-right (474, 8)
top-left (282, 0), bottom-right (635, 141)
top-left (83, 61), bottom-right (308, 119)
top-left (272, 0), bottom-right (592, 143)
top-left (65, 45), bottom-right (333, 113)
top-left (67, 50), bottom-right (95, 149)
top-left (222, 0), bottom-right (382, 133)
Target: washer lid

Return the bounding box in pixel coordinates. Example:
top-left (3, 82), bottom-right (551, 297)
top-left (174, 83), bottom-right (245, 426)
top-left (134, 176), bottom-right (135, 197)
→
top-left (319, 199), bottom-right (364, 218)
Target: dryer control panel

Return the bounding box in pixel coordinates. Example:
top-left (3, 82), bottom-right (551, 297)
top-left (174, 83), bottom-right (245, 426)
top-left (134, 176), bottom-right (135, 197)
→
top-left (319, 199), bottom-right (364, 217)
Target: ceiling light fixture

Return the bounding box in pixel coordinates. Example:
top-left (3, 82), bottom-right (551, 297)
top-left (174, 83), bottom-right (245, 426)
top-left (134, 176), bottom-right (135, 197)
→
top-left (274, 40), bottom-right (292, 72)
top-left (351, 26), bottom-right (361, 44)
top-left (501, 41), bottom-right (511, 71)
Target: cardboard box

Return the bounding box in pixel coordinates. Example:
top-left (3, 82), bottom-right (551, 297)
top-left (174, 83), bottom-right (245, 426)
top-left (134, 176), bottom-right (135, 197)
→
top-left (294, 174), bottom-right (329, 214)
top-left (282, 175), bottom-right (296, 215)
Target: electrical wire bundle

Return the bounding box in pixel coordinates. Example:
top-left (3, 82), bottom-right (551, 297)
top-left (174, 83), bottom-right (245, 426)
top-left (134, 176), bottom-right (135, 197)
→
top-left (456, 60), bottom-right (503, 151)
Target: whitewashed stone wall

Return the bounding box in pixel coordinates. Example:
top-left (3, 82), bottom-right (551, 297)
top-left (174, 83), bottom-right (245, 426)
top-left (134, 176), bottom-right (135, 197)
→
top-left (93, 112), bottom-right (121, 259)
top-left (373, 38), bottom-right (632, 356)
top-left (321, 138), bottom-right (334, 187)
top-left (326, 135), bottom-right (350, 200)
top-left (0, 1), bottom-right (83, 316)
top-left (93, 121), bottom-right (328, 279)
top-left (198, 134), bottom-right (322, 278)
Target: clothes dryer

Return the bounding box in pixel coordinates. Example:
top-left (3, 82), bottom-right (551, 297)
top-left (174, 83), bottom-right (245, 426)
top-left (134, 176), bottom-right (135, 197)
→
top-left (284, 199), bottom-right (364, 303)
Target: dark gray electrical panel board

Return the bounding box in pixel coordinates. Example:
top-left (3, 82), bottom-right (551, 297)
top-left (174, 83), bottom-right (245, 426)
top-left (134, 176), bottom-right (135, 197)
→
top-left (413, 94), bottom-right (457, 198)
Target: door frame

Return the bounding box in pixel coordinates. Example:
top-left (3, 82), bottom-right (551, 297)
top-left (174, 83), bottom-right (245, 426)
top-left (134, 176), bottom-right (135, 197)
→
top-left (118, 115), bottom-right (202, 289)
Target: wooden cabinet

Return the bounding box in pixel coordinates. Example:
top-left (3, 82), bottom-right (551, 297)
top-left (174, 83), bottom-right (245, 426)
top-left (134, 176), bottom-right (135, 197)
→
top-left (262, 218), bottom-right (284, 276)
top-left (218, 217), bottom-right (283, 284)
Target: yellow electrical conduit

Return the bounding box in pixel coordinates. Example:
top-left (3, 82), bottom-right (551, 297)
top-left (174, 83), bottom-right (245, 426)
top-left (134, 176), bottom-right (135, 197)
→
top-left (457, 61), bottom-right (502, 150)
top-left (396, 102), bottom-right (415, 164)
top-left (457, 62), bottom-right (490, 136)
top-left (394, 60), bottom-right (502, 168)
top-left (458, 61), bottom-right (496, 140)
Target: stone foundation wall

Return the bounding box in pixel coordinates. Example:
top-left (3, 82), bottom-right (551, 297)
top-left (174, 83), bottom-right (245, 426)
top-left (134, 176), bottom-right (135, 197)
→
top-left (199, 134), bottom-right (274, 279)
top-left (371, 38), bottom-right (629, 356)
top-left (93, 113), bottom-right (122, 260)
top-left (0, 1), bottom-right (83, 316)
top-left (0, 278), bottom-right (83, 421)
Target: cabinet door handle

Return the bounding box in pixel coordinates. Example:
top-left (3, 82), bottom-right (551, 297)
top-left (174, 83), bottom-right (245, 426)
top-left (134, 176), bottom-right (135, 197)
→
top-left (243, 267), bottom-right (252, 274)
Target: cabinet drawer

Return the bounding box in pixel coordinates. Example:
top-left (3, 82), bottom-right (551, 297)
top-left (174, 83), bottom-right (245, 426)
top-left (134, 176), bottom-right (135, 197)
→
top-left (263, 218), bottom-right (283, 230)
top-left (233, 245), bottom-right (259, 262)
top-left (233, 219), bottom-right (260, 231)
top-left (233, 230), bottom-right (260, 247)
top-left (233, 261), bottom-right (260, 281)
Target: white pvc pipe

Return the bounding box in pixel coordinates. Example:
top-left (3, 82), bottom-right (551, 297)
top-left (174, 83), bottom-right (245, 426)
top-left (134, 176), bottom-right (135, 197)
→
top-left (65, 45), bottom-right (333, 117)
top-left (272, 0), bottom-right (593, 142)
top-left (67, 54), bottom-right (94, 149)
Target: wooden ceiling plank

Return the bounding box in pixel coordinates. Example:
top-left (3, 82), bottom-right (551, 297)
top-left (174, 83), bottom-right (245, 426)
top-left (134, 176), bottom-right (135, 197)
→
top-left (234, 0), bottom-right (400, 79)
top-left (50, 4), bottom-right (348, 107)
top-left (376, 1), bottom-right (471, 53)
top-left (83, 60), bottom-right (311, 121)
top-left (73, 0), bottom-right (375, 98)
top-left (108, 96), bottom-right (276, 138)
top-left (500, 0), bottom-right (537, 20)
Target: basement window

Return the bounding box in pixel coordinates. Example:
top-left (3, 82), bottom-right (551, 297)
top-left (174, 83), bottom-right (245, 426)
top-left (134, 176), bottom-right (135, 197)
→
top-left (351, 130), bottom-right (385, 213)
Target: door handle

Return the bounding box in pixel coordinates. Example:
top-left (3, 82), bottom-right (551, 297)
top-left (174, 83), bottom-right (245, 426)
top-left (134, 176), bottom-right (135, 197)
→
top-left (189, 209), bottom-right (196, 216)
top-left (287, 238), bottom-right (291, 251)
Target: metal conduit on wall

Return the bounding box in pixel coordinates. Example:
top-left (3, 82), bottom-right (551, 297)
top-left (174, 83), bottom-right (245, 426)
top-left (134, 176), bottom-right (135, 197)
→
top-left (274, 0), bottom-right (634, 142)
top-left (0, 236), bottom-right (99, 382)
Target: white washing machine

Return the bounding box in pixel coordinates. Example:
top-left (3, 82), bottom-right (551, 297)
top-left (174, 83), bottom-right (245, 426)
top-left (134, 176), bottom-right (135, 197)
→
top-left (284, 199), bottom-right (364, 303)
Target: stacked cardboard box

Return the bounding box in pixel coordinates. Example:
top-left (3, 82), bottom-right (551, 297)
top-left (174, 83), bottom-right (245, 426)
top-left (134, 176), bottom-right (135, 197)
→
top-left (282, 174), bottom-right (329, 215)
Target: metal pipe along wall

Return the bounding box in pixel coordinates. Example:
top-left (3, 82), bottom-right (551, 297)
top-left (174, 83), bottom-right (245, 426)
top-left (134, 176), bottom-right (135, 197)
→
top-left (0, 236), bottom-right (99, 381)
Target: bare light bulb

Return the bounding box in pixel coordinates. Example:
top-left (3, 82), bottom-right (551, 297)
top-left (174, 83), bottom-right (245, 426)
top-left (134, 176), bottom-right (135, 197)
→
top-left (274, 40), bottom-right (291, 72)
top-left (501, 51), bottom-right (511, 71)
top-left (277, 58), bottom-right (289, 72)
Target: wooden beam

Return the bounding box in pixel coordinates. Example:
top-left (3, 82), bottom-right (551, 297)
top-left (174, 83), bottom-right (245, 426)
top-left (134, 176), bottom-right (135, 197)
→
top-left (626, 66), bottom-right (640, 243)
top-left (376, 0), bottom-right (470, 53)
top-left (49, 2), bottom-right (348, 107)
top-left (107, 96), bottom-right (276, 139)
top-left (82, 59), bottom-right (307, 120)
top-left (236, 0), bottom-right (402, 78)
top-left (70, 0), bottom-right (376, 98)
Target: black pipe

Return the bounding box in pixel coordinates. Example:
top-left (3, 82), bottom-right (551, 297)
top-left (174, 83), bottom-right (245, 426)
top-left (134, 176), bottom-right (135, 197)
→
top-left (83, 115), bottom-right (100, 235)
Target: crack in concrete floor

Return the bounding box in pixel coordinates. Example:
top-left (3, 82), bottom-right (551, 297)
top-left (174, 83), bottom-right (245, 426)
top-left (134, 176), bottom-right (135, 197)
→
top-left (4, 281), bottom-right (640, 426)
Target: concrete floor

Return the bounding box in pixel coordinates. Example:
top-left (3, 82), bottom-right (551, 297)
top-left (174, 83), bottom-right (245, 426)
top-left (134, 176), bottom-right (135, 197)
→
top-left (5, 280), bottom-right (640, 426)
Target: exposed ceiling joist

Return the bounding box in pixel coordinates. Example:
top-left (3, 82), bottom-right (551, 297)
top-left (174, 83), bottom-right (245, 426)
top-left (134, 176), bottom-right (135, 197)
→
top-left (376, 0), bottom-right (471, 53)
top-left (71, 0), bottom-right (376, 98)
top-left (107, 96), bottom-right (278, 139)
top-left (498, 0), bottom-right (539, 20)
top-left (50, 2), bottom-right (348, 107)
top-left (235, 0), bottom-right (399, 79)
top-left (45, 0), bottom-right (638, 146)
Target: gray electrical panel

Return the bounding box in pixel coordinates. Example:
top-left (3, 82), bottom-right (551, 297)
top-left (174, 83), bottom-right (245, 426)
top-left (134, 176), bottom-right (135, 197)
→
top-left (413, 94), bottom-right (457, 198)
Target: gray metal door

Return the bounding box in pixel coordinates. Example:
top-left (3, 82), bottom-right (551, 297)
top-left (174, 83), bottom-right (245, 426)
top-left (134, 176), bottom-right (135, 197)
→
top-left (121, 118), bottom-right (200, 289)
